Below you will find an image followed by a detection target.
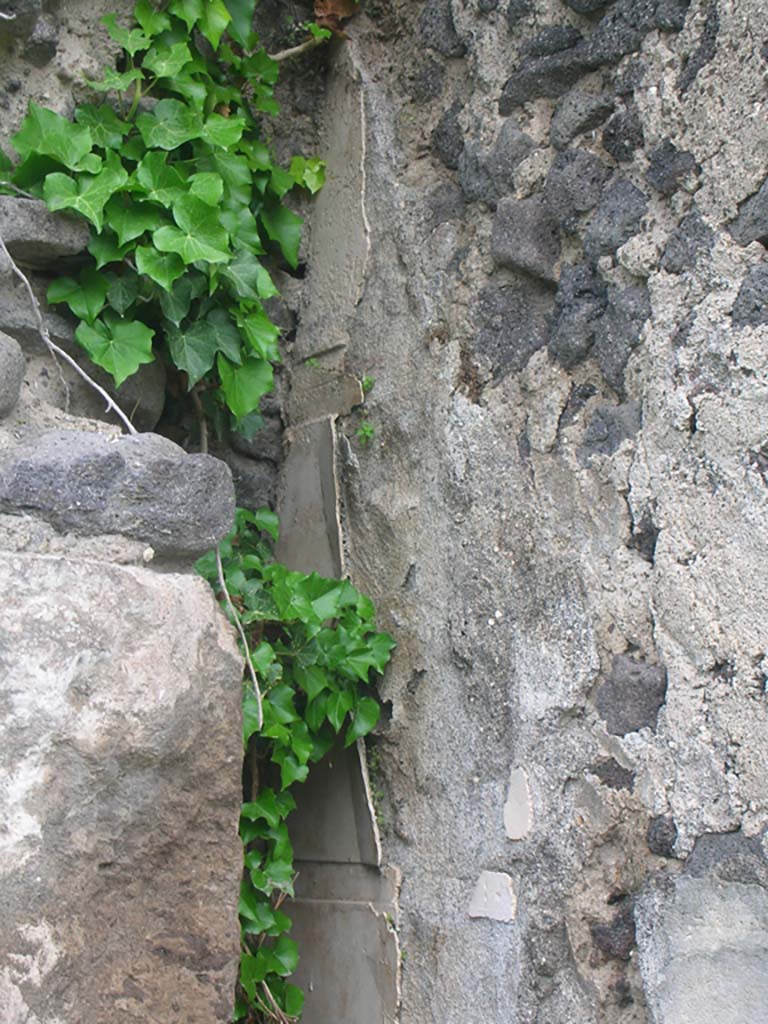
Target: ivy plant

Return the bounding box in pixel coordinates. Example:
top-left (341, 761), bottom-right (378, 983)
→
top-left (197, 510), bottom-right (394, 1022)
top-left (0, 0), bottom-right (325, 437)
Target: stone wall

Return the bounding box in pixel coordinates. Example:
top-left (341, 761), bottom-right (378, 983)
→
top-left (0, 7), bottom-right (249, 1020)
top-left (278, 1), bottom-right (768, 1021)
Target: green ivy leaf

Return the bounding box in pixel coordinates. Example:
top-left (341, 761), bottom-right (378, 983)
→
top-left (224, 0), bottom-right (257, 48)
top-left (221, 204), bottom-right (264, 253)
top-left (168, 0), bottom-right (203, 31)
top-left (136, 98), bottom-right (202, 150)
top-left (47, 268), bottom-right (108, 325)
top-left (261, 200), bottom-right (302, 269)
top-left (326, 690), bottom-right (354, 732)
top-left (241, 788), bottom-right (281, 828)
top-left (134, 150), bottom-right (186, 207)
top-left (270, 936), bottom-right (299, 977)
top-left (224, 252), bottom-right (277, 303)
top-left (101, 13), bottom-right (151, 55)
top-left (134, 0), bottom-right (171, 35)
top-left (203, 113), bottom-right (245, 148)
top-left (217, 354), bottom-right (273, 417)
top-left (198, 0), bottom-right (231, 47)
top-left (284, 984), bottom-right (305, 1018)
top-left (135, 245), bottom-right (185, 291)
top-left (43, 152), bottom-right (129, 232)
top-left (240, 308), bottom-right (280, 362)
top-left (106, 270), bottom-right (141, 316)
top-left (210, 151), bottom-right (252, 205)
top-left (158, 271), bottom-right (206, 324)
top-left (75, 315), bottom-right (155, 387)
top-left (105, 198), bottom-right (161, 246)
top-left (12, 103), bottom-right (96, 171)
top-left (86, 66), bottom-right (143, 93)
top-left (88, 230), bottom-right (131, 269)
top-left (74, 105), bottom-right (130, 150)
top-left (188, 171), bottom-right (224, 207)
top-left (344, 696), bottom-right (380, 746)
top-left (289, 155), bottom-right (326, 194)
top-left (143, 41), bottom-right (193, 79)
top-left (169, 310), bottom-right (241, 387)
top-left (153, 193), bottom-right (230, 264)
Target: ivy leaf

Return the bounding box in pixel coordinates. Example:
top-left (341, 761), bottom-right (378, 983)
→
top-left (284, 985), bottom-right (305, 1018)
top-left (275, 750), bottom-right (309, 789)
top-left (203, 113), bottom-right (245, 148)
top-left (88, 230), bottom-right (130, 269)
top-left (289, 155), bottom-right (326, 194)
top-left (188, 171), bottom-right (224, 207)
top-left (344, 695), bottom-right (380, 746)
top-left (169, 312), bottom-right (240, 388)
top-left (261, 200), bottom-right (302, 269)
top-left (240, 308), bottom-right (280, 362)
top-left (168, 0), bottom-right (203, 31)
top-left (134, 150), bottom-right (186, 207)
top-left (47, 268), bottom-right (108, 325)
top-left (221, 204), bottom-right (264, 253)
top-left (12, 103), bottom-right (95, 171)
top-left (143, 41), bottom-right (193, 79)
top-left (224, 0), bottom-right (258, 47)
top-left (239, 951), bottom-right (268, 1002)
top-left (74, 105), bottom-right (130, 150)
top-left (136, 98), bottom-right (202, 150)
top-left (217, 354), bottom-right (273, 417)
top-left (269, 936), bottom-right (299, 977)
top-left (211, 151), bottom-right (252, 205)
top-left (158, 272), bottom-right (206, 324)
top-left (241, 788), bottom-right (281, 827)
top-left (224, 252), bottom-right (278, 303)
top-left (75, 316), bottom-right (155, 386)
top-left (326, 689), bottom-right (354, 731)
top-left (105, 198), bottom-right (161, 246)
top-left (101, 13), bottom-right (151, 55)
top-left (106, 270), bottom-right (141, 316)
top-left (86, 66), bottom-right (143, 93)
top-left (135, 245), bottom-right (185, 291)
top-left (43, 152), bottom-right (129, 232)
top-left (198, 0), bottom-right (231, 47)
top-left (153, 193), bottom-right (230, 264)
top-left (134, 0), bottom-right (171, 34)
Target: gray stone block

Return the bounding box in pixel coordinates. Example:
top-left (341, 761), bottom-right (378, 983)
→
top-left (419, 0), bottom-right (466, 58)
top-left (592, 283), bottom-right (651, 393)
top-left (522, 25), bottom-right (583, 58)
top-left (594, 653), bottom-right (667, 734)
top-left (602, 107), bottom-right (645, 162)
top-left (729, 175), bottom-right (768, 247)
top-left (0, 197), bottom-right (90, 268)
top-left (0, 329), bottom-right (25, 417)
top-left (645, 138), bottom-right (700, 196)
top-left (22, 12), bottom-right (58, 66)
top-left (662, 208), bottom-right (715, 274)
top-left (548, 263), bottom-right (607, 368)
top-left (0, 430), bottom-right (235, 557)
top-left (550, 90), bottom-right (614, 150)
top-left (431, 101), bottom-right (465, 170)
top-left (543, 148), bottom-right (612, 232)
top-left (474, 280), bottom-right (552, 376)
top-left (584, 178), bottom-right (648, 261)
top-left (491, 196), bottom-right (561, 282)
top-left (731, 264), bottom-right (768, 328)
top-left (578, 400), bottom-right (642, 460)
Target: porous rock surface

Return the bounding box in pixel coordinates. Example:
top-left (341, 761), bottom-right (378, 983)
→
top-left (0, 554), bottom-right (243, 1023)
top-left (278, 0), bottom-right (768, 1021)
top-left (0, 429), bottom-right (236, 557)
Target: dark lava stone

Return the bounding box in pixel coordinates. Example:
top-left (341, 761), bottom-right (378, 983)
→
top-left (602, 108), bottom-right (645, 163)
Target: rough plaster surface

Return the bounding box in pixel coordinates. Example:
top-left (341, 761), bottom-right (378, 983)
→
top-left (274, 0), bottom-right (768, 1020)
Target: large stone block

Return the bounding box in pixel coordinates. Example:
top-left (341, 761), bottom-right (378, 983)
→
top-left (0, 553), bottom-right (243, 1023)
top-left (0, 429), bottom-right (236, 557)
top-left (0, 197), bottom-right (90, 267)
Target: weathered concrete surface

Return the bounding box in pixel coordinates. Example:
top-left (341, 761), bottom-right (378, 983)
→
top-left (0, 553), bottom-right (243, 1023)
top-left (277, 0), bottom-right (768, 1021)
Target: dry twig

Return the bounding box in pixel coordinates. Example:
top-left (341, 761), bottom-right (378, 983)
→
top-left (216, 545), bottom-right (264, 731)
top-left (268, 35), bottom-right (325, 62)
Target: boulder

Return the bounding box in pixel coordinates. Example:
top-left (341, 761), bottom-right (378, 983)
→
top-left (0, 197), bottom-right (90, 268)
top-left (0, 553), bottom-right (242, 1023)
top-left (0, 430), bottom-right (236, 558)
top-left (491, 196), bottom-right (561, 282)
